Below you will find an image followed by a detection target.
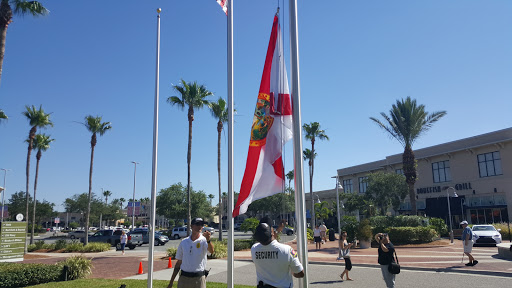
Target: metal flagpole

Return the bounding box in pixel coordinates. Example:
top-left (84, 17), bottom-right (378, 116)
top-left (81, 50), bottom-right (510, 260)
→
top-left (147, 8), bottom-right (161, 288)
top-left (227, 1), bottom-right (234, 288)
top-left (1, 169), bottom-right (10, 222)
top-left (289, 0), bottom-right (308, 287)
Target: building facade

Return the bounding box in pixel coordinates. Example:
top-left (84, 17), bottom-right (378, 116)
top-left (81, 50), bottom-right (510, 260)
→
top-left (331, 127), bottom-right (512, 225)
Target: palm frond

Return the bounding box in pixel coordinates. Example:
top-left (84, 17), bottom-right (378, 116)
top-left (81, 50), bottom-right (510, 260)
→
top-left (12, 0), bottom-right (49, 16)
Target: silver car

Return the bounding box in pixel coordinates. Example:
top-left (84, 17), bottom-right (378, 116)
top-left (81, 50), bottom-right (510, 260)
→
top-left (67, 230), bottom-right (93, 239)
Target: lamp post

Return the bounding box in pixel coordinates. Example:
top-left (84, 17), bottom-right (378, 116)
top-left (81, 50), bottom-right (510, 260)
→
top-left (131, 161), bottom-right (139, 231)
top-left (332, 176), bottom-right (343, 238)
top-left (0, 168), bottom-right (10, 222)
top-left (444, 186), bottom-right (458, 243)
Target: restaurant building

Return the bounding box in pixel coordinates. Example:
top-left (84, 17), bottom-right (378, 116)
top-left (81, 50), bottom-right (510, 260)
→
top-left (322, 127), bottom-right (512, 225)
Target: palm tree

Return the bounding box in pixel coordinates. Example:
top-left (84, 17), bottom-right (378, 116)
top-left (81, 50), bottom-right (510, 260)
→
top-left (119, 197), bottom-right (126, 209)
top-left (208, 97), bottom-right (228, 240)
top-left (29, 133), bottom-right (54, 244)
top-left (0, 109), bottom-right (7, 121)
top-left (303, 122), bottom-right (328, 228)
top-left (370, 96), bottom-right (446, 215)
top-left (22, 105), bottom-right (52, 251)
top-left (82, 115), bottom-right (111, 245)
top-left (0, 0), bottom-right (49, 85)
top-left (303, 148), bottom-right (317, 228)
top-left (286, 170), bottom-right (294, 189)
top-left (103, 190), bottom-right (112, 204)
top-left (208, 194), bottom-right (215, 206)
top-left (168, 79), bottom-right (213, 235)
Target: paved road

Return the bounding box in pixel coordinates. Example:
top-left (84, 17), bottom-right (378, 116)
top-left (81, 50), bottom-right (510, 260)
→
top-left (127, 259), bottom-right (512, 287)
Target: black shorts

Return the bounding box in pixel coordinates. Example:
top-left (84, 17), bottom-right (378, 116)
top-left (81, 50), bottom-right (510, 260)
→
top-left (314, 236), bottom-right (321, 243)
top-left (344, 257), bottom-right (352, 271)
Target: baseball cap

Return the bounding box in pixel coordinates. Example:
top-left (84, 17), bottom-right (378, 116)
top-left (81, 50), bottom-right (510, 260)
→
top-left (191, 218), bottom-right (205, 226)
top-left (254, 223), bottom-right (272, 245)
top-left (460, 220), bottom-right (468, 225)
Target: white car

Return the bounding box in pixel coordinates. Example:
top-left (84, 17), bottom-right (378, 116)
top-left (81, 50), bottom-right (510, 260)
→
top-left (202, 226), bottom-right (215, 235)
top-left (471, 225), bottom-right (502, 245)
top-left (171, 226), bottom-right (188, 239)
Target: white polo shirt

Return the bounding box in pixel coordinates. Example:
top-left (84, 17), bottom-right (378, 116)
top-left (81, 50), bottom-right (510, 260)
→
top-left (175, 234), bottom-right (208, 273)
top-left (251, 240), bottom-right (303, 288)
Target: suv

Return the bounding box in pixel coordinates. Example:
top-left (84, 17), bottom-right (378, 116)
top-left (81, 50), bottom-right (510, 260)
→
top-left (171, 226), bottom-right (188, 239)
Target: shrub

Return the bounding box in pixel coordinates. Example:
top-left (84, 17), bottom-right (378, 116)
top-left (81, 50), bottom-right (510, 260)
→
top-left (428, 217), bottom-right (448, 237)
top-left (0, 262), bottom-right (64, 287)
top-left (59, 255), bottom-right (92, 280)
top-left (55, 239), bottom-right (68, 250)
top-left (387, 227), bottom-right (438, 244)
top-left (340, 216), bottom-right (358, 242)
top-left (241, 218), bottom-right (259, 233)
top-left (210, 239), bottom-right (227, 259)
top-left (65, 241), bottom-right (85, 253)
top-left (494, 223), bottom-right (511, 241)
top-left (167, 247), bottom-right (178, 258)
top-left (35, 240), bottom-right (46, 250)
top-left (355, 219), bottom-right (373, 241)
top-left (306, 228), bottom-right (313, 241)
top-left (80, 242), bottom-right (111, 252)
top-left (28, 244), bottom-right (37, 252)
top-left (234, 239), bottom-right (255, 251)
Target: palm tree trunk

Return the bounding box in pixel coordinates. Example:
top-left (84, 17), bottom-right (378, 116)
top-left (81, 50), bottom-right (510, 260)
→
top-left (217, 122), bottom-right (223, 241)
top-left (310, 140), bottom-right (316, 228)
top-left (0, 0), bottom-right (12, 85)
top-left (30, 153), bottom-right (41, 244)
top-left (25, 127), bottom-right (36, 253)
top-left (186, 108), bottom-right (193, 236)
top-left (403, 145), bottom-right (417, 215)
top-left (85, 135), bottom-right (96, 245)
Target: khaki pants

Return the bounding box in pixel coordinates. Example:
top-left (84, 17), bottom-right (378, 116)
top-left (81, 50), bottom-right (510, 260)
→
top-left (177, 275), bottom-right (206, 288)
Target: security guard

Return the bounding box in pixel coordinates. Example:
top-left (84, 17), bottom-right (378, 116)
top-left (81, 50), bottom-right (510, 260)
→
top-left (167, 217), bottom-right (214, 288)
top-left (251, 222), bottom-right (304, 288)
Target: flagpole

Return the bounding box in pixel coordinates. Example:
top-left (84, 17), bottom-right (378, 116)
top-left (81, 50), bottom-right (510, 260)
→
top-left (147, 8), bottom-right (161, 288)
top-left (227, 1), bottom-right (234, 288)
top-left (289, 0), bottom-right (308, 287)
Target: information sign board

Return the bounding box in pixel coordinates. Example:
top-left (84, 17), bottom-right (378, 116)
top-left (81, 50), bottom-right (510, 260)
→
top-left (0, 221), bottom-right (27, 262)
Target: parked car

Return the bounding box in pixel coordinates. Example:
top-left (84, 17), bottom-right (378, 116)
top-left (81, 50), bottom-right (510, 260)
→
top-left (67, 230), bottom-right (94, 239)
top-left (130, 228), bottom-right (150, 245)
top-left (272, 225), bottom-right (294, 236)
top-left (82, 229), bottom-right (143, 249)
top-left (155, 232), bottom-right (169, 246)
top-left (171, 226), bottom-right (188, 239)
top-left (202, 226), bottom-right (215, 235)
top-left (472, 225), bottom-right (502, 245)
top-left (234, 223), bottom-right (242, 231)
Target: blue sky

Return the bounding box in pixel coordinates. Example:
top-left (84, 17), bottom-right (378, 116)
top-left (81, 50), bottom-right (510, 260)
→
top-left (1, 1), bottom-right (511, 213)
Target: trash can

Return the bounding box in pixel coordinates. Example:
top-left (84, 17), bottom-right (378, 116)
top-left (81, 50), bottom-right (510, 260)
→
top-left (329, 228), bottom-right (335, 241)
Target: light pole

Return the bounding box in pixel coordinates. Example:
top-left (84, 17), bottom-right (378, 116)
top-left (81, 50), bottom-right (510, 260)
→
top-left (131, 161), bottom-right (139, 231)
top-left (444, 186), bottom-right (458, 243)
top-left (332, 176), bottom-right (344, 238)
top-left (0, 168), bottom-right (10, 222)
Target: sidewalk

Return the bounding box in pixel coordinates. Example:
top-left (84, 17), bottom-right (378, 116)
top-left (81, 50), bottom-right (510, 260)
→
top-left (21, 238), bottom-right (512, 279)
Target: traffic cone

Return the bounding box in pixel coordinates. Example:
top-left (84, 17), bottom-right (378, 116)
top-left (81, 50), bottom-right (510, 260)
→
top-left (137, 262), bottom-right (144, 274)
top-left (168, 257), bottom-right (173, 269)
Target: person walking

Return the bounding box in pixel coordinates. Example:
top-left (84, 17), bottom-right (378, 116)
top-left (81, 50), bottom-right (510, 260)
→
top-left (460, 220), bottom-right (478, 266)
top-left (252, 222), bottom-right (304, 288)
top-left (313, 225), bottom-right (322, 250)
top-left (338, 231), bottom-right (354, 281)
top-left (319, 222), bottom-right (327, 243)
top-left (375, 233), bottom-right (396, 288)
top-left (167, 218), bottom-right (214, 288)
top-left (120, 230), bottom-right (127, 255)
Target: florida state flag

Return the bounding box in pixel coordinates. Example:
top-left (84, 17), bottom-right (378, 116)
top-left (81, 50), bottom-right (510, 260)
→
top-left (233, 15), bottom-right (293, 217)
top-left (216, 0), bottom-right (228, 15)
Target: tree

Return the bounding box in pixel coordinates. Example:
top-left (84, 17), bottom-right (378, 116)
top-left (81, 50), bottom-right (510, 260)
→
top-left (29, 133), bottom-right (54, 244)
top-left (340, 193), bottom-right (375, 218)
top-left (246, 192), bottom-right (294, 219)
top-left (208, 97), bottom-right (228, 240)
top-left (207, 194), bottom-right (215, 206)
top-left (370, 97), bottom-right (446, 214)
top-left (0, 0), bottom-right (48, 85)
top-left (64, 193), bottom-right (104, 227)
top-left (303, 147), bottom-right (316, 228)
top-left (82, 115), bottom-right (111, 244)
top-left (303, 122), bottom-right (328, 228)
top-left (7, 191), bottom-right (55, 225)
top-left (119, 197), bottom-right (126, 209)
top-left (156, 183), bottom-right (213, 222)
top-left (365, 171), bottom-right (408, 215)
top-left (0, 109), bottom-right (7, 121)
top-left (168, 80), bottom-right (213, 235)
top-left (103, 190), bottom-right (112, 204)
top-left (22, 105), bottom-right (52, 251)
top-left (286, 170), bottom-right (294, 189)
top-left (314, 201), bottom-right (333, 223)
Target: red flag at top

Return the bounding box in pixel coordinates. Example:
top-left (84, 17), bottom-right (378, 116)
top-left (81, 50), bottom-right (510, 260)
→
top-left (216, 0), bottom-right (228, 15)
top-left (233, 15), bottom-right (293, 217)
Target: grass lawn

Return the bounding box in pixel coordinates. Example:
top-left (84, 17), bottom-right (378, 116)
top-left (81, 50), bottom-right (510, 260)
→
top-left (28, 279), bottom-right (256, 288)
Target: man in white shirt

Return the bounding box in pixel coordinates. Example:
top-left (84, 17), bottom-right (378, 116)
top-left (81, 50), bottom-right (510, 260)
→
top-left (167, 217), bottom-right (214, 288)
top-left (319, 222), bottom-right (327, 243)
top-left (251, 222), bottom-right (304, 288)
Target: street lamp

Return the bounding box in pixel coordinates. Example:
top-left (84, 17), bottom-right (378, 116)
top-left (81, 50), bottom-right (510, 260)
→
top-left (131, 161), bottom-right (139, 231)
top-left (444, 186), bottom-right (458, 243)
top-left (0, 168), bottom-right (10, 222)
top-left (332, 176), bottom-right (344, 241)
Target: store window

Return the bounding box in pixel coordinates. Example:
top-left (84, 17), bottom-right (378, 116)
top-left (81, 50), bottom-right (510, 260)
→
top-left (342, 179), bottom-right (353, 193)
top-left (358, 176), bottom-right (368, 193)
top-left (395, 168), bottom-right (403, 175)
top-left (478, 151), bottom-right (503, 178)
top-left (432, 160), bottom-right (451, 183)
top-left (470, 208), bottom-right (509, 224)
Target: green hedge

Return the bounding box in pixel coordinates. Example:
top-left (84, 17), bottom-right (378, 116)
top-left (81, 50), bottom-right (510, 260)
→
top-left (0, 263), bottom-right (64, 287)
top-left (386, 227), bottom-right (439, 245)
